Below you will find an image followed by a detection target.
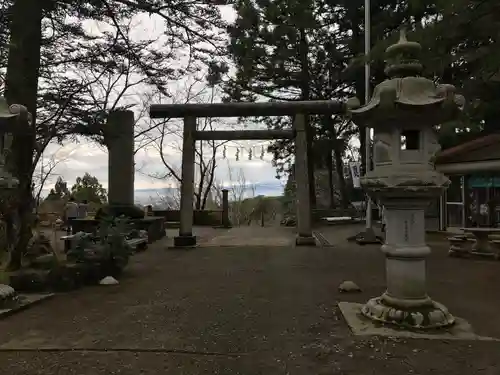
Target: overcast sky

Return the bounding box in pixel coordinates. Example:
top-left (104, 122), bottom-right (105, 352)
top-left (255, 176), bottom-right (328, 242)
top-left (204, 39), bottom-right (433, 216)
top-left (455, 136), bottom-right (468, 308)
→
top-left (38, 6), bottom-right (286, 195)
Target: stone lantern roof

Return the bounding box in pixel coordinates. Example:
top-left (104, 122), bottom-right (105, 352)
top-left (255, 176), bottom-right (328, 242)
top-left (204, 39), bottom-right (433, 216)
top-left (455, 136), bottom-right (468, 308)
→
top-left (0, 97), bottom-right (33, 130)
top-left (0, 98), bottom-right (17, 119)
top-left (0, 97), bottom-right (33, 189)
top-left (347, 29), bottom-right (465, 126)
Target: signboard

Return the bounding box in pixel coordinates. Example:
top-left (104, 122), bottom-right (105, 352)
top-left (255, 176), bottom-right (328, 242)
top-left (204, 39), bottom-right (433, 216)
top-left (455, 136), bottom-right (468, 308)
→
top-left (349, 161), bottom-right (361, 188)
top-left (468, 176), bottom-right (500, 188)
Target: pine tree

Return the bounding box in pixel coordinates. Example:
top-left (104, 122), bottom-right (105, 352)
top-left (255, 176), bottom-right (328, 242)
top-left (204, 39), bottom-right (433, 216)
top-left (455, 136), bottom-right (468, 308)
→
top-left (224, 0), bottom-right (362, 206)
top-left (411, 0), bottom-right (500, 136)
top-left (71, 173), bottom-right (108, 204)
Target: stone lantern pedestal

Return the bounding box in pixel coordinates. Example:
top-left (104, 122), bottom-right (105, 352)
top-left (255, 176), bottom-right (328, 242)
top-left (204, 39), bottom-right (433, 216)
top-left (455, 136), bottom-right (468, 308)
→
top-left (361, 188), bottom-right (454, 329)
top-left (344, 30), bottom-right (465, 330)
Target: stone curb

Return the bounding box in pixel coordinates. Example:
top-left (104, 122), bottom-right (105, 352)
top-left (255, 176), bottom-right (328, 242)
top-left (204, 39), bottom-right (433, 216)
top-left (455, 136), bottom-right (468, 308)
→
top-left (0, 293), bottom-right (55, 320)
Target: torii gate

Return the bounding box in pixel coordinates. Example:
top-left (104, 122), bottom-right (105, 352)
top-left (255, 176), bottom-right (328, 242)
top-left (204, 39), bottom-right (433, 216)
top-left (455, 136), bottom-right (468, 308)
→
top-left (149, 100), bottom-right (346, 248)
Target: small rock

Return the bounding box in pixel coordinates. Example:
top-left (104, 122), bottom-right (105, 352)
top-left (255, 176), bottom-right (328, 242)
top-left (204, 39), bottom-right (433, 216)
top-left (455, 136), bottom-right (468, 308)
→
top-left (99, 276), bottom-right (119, 285)
top-left (338, 281), bottom-right (362, 293)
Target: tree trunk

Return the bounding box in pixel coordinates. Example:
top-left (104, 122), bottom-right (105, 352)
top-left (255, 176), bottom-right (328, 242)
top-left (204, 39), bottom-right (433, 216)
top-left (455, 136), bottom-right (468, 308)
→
top-left (200, 154), bottom-right (217, 210)
top-left (348, 3), bottom-right (367, 173)
top-left (4, 0), bottom-right (43, 271)
top-left (326, 148), bottom-right (335, 209)
top-left (298, 27), bottom-right (316, 209)
top-left (333, 143), bottom-right (349, 209)
top-left (322, 115), bottom-right (348, 209)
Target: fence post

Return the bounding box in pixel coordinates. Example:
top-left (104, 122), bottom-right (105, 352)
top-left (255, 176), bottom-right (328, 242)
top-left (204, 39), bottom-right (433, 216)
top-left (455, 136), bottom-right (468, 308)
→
top-left (221, 189), bottom-right (231, 228)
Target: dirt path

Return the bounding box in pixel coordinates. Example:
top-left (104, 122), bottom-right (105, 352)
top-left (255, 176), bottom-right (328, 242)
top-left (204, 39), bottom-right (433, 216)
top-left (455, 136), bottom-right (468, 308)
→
top-left (0, 231), bottom-right (499, 374)
top-left (200, 226), bottom-right (296, 246)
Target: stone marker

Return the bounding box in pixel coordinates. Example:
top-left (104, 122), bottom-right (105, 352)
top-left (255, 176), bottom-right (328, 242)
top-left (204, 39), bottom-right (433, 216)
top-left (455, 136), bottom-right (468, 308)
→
top-left (106, 110), bottom-right (135, 207)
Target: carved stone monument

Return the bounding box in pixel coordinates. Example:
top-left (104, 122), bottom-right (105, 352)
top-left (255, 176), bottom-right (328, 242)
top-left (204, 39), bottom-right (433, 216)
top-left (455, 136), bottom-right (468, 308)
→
top-left (93, 110), bottom-right (145, 221)
top-left (106, 110), bottom-right (135, 208)
top-left (347, 30), bottom-right (465, 329)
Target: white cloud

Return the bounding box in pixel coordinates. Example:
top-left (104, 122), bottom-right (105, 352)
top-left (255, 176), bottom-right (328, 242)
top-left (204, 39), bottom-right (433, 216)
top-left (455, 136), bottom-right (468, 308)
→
top-left (39, 136), bottom-right (284, 194)
top-left (37, 6), bottom-right (287, 197)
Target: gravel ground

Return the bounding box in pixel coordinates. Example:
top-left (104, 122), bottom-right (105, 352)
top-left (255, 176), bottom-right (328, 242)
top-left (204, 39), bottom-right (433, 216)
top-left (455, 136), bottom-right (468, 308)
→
top-left (0, 228), bottom-right (499, 374)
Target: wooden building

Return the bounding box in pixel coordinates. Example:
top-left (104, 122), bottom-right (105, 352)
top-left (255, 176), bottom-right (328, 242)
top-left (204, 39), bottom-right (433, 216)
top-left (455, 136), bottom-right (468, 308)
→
top-left (433, 133), bottom-right (500, 231)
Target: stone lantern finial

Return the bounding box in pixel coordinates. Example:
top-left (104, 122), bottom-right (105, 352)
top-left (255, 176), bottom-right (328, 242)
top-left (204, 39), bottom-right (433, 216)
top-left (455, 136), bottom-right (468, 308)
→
top-left (384, 28), bottom-right (423, 78)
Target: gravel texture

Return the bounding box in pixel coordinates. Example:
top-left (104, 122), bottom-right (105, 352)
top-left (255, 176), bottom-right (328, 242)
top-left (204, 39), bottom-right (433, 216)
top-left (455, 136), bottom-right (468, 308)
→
top-left (0, 226), bottom-right (498, 374)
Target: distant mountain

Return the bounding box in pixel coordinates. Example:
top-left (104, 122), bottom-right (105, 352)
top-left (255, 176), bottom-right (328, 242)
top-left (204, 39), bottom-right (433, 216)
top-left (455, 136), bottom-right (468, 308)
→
top-left (134, 181), bottom-right (284, 205)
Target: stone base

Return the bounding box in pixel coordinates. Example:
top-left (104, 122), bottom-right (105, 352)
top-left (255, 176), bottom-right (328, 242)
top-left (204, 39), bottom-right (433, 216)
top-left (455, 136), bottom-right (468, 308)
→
top-left (470, 251), bottom-right (499, 260)
top-left (295, 235), bottom-right (317, 246)
top-left (448, 248), bottom-right (470, 258)
top-left (361, 295), bottom-right (455, 330)
top-left (172, 235), bottom-right (197, 248)
top-left (338, 302), bottom-right (496, 341)
top-left (354, 227), bottom-right (383, 245)
top-left (449, 249), bottom-right (499, 260)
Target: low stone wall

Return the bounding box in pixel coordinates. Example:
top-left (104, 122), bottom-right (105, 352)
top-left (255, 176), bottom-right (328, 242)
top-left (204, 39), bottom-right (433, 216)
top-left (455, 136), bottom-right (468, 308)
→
top-left (153, 210), bottom-right (223, 226)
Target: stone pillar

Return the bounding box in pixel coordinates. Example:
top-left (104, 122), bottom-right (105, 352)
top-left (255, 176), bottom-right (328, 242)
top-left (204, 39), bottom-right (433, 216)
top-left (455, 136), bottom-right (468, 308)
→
top-left (174, 116), bottom-right (197, 247)
top-left (294, 114), bottom-right (316, 246)
top-left (381, 201), bottom-right (430, 303)
top-left (107, 110), bottom-right (135, 206)
top-left (221, 189), bottom-right (231, 228)
top-left (362, 196), bottom-right (455, 329)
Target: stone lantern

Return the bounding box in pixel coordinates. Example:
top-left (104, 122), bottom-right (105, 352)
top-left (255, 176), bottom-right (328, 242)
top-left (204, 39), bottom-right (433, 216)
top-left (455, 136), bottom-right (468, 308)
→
top-left (0, 97), bottom-right (31, 306)
top-left (346, 30), bottom-right (465, 329)
top-left (0, 97), bottom-right (31, 189)
top-left (0, 96), bottom-right (31, 220)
